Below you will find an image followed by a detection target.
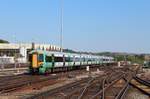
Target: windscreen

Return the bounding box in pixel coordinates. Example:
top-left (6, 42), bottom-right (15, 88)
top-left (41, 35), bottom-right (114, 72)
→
top-left (38, 54), bottom-right (44, 62)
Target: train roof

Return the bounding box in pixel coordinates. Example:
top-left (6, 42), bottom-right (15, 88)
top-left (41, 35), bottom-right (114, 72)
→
top-left (29, 50), bottom-right (114, 59)
top-left (29, 50), bottom-right (77, 56)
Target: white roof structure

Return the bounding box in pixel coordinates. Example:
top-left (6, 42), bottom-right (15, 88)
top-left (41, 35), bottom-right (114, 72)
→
top-left (0, 43), bottom-right (61, 51)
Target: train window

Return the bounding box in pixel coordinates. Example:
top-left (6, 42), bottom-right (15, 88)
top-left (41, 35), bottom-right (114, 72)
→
top-left (84, 58), bottom-right (86, 61)
top-left (80, 58), bottom-right (83, 61)
top-left (70, 57), bottom-right (74, 62)
top-left (38, 54), bottom-right (44, 62)
top-left (65, 57), bottom-right (74, 62)
top-left (54, 57), bottom-right (63, 62)
top-left (65, 57), bottom-right (70, 62)
top-left (46, 56), bottom-right (52, 62)
top-left (88, 58), bottom-right (91, 61)
top-left (75, 57), bottom-right (80, 62)
top-left (81, 58), bottom-right (85, 62)
top-left (85, 58), bottom-right (89, 61)
top-left (65, 57), bottom-right (69, 62)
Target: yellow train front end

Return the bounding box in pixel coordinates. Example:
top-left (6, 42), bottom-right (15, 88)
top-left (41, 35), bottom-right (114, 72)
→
top-left (29, 51), bottom-right (44, 74)
top-left (32, 54), bottom-right (38, 68)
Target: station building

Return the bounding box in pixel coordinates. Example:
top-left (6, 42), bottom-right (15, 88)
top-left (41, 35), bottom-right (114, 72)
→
top-left (0, 43), bottom-right (61, 63)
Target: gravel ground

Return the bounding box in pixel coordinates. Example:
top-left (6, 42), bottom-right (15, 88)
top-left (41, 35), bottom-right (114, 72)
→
top-left (136, 69), bottom-right (150, 82)
top-left (142, 69), bottom-right (150, 81)
top-left (126, 87), bottom-right (149, 99)
top-left (0, 70), bottom-right (104, 99)
top-left (0, 68), bottom-right (28, 77)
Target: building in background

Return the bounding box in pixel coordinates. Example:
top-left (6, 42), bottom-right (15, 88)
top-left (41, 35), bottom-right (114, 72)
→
top-left (0, 43), bottom-right (61, 63)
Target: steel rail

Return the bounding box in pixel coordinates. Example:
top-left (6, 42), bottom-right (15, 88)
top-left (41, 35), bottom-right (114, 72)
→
top-left (77, 71), bottom-right (121, 99)
top-left (0, 75), bottom-right (58, 93)
top-left (129, 82), bottom-right (150, 96)
top-left (134, 76), bottom-right (150, 87)
top-left (115, 77), bottom-right (130, 99)
top-left (26, 77), bottom-right (91, 99)
top-left (91, 74), bottom-right (125, 99)
top-left (77, 77), bottom-right (96, 99)
top-left (64, 70), bottom-right (112, 99)
top-left (101, 71), bottom-right (120, 99)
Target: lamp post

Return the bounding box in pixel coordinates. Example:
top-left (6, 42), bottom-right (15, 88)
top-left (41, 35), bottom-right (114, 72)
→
top-left (60, 0), bottom-right (63, 52)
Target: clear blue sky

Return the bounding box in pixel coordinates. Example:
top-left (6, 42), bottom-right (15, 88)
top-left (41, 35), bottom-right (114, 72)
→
top-left (0, 0), bottom-right (150, 53)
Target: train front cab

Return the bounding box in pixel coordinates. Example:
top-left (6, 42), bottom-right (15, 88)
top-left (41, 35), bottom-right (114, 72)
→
top-left (29, 52), bottom-right (44, 74)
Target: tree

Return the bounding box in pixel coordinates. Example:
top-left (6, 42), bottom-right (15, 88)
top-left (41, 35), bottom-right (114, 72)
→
top-left (0, 39), bottom-right (9, 43)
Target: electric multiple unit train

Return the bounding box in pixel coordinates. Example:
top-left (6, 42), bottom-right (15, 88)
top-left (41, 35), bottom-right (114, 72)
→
top-left (29, 50), bottom-right (114, 74)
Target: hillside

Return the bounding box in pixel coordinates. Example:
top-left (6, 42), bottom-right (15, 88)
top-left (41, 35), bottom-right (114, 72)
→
top-left (63, 49), bottom-right (145, 64)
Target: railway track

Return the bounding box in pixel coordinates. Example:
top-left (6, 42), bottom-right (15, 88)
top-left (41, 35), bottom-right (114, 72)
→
top-left (95, 69), bottom-right (150, 99)
top-left (0, 63), bottom-right (29, 69)
top-left (0, 66), bottom-right (105, 94)
top-left (0, 75), bottom-right (59, 93)
top-left (0, 63), bottom-right (29, 77)
top-left (0, 65), bottom-right (149, 99)
top-left (25, 69), bottom-right (125, 99)
top-left (129, 76), bottom-right (150, 97)
top-left (25, 65), bottom-right (150, 99)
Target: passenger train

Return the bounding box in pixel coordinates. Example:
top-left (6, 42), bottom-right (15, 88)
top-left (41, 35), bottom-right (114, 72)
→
top-left (29, 50), bottom-right (114, 74)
